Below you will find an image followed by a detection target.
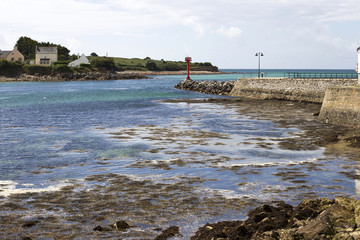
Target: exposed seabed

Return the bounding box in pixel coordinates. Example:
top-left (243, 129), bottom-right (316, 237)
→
top-left (1, 97), bottom-right (360, 239)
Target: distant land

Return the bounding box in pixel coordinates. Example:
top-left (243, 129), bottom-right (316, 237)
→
top-left (0, 36), bottom-right (219, 79)
top-left (102, 56), bottom-right (219, 72)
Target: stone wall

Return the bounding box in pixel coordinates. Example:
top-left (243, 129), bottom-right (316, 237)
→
top-left (230, 78), bottom-right (358, 103)
top-left (318, 86), bottom-right (360, 128)
top-left (175, 79), bottom-right (235, 95)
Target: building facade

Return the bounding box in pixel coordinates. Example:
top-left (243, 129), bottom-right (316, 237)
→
top-left (68, 54), bottom-right (89, 67)
top-left (35, 46), bottom-right (58, 65)
top-left (0, 46), bottom-right (24, 62)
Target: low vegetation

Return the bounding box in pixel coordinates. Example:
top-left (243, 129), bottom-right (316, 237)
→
top-left (110, 56), bottom-right (218, 72)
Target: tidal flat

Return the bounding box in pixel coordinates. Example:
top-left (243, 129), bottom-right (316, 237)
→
top-left (1, 97), bottom-right (360, 239)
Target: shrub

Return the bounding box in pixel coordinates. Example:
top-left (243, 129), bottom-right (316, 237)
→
top-left (90, 57), bottom-right (117, 72)
top-left (161, 62), bottom-right (182, 71)
top-left (145, 61), bottom-right (159, 71)
top-left (54, 61), bottom-right (71, 66)
top-left (53, 64), bottom-right (73, 74)
top-left (0, 60), bottom-right (24, 77)
top-left (26, 65), bottom-right (53, 75)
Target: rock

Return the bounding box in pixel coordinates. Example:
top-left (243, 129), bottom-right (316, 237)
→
top-left (191, 197), bottom-right (360, 240)
top-left (21, 237), bottom-right (32, 240)
top-left (113, 220), bottom-right (130, 231)
top-left (93, 225), bottom-right (112, 232)
top-left (93, 225), bottom-right (104, 231)
top-left (155, 226), bottom-right (180, 240)
top-left (21, 220), bottom-right (39, 228)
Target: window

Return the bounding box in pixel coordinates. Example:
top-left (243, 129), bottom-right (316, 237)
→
top-left (11, 58), bottom-right (14, 61)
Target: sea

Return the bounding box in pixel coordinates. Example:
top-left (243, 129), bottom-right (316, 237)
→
top-left (1, 69), bottom-right (359, 237)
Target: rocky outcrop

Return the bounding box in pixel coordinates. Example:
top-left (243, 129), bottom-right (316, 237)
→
top-left (0, 72), bottom-right (148, 82)
top-left (175, 79), bottom-right (235, 95)
top-left (191, 197), bottom-right (360, 240)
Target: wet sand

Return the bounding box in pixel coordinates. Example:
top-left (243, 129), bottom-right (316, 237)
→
top-left (1, 97), bottom-right (360, 239)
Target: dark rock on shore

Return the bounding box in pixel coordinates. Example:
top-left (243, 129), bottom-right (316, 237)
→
top-left (113, 220), bottom-right (131, 231)
top-left (0, 72), bottom-right (148, 82)
top-left (191, 197), bottom-right (360, 240)
top-left (175, 79), bottom-right (235, 95)
top-left (155, 226), bottom-right (181, 240)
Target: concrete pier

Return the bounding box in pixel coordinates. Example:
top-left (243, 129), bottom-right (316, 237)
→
top-left (230, 78), bottom-right (358, 103)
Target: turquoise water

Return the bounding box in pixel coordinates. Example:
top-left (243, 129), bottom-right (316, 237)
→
top-left (221, 68), bottom-right (357, 78)
top-left (0, 71), bottom-right (359, 203)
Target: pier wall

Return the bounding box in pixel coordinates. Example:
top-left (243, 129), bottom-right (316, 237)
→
top-left (229, 78), bottom-right (358, 103)
top-left (319, 87), bottom-right (360, 128)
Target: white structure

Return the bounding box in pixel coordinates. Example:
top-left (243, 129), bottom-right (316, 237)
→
top-left (68, 54), bottom-right (89, 67)
top-left (358, 47), bottom-right (360, 84)
top-left (35, 46), bottom-right (58, 65)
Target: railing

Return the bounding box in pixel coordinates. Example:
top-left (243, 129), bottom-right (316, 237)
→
top-left (285, 72), bottom-right (358, 79)
top-left (237, 72), bottom-right (358, 79)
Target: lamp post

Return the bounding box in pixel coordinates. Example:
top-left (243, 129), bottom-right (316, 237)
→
top-left (255, 52), bottom-right (264, 78)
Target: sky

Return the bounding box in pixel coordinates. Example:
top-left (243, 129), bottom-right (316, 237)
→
top-left (0, 0), bottom-right (360, 69)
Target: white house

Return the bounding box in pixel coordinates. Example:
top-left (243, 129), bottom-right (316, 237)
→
top-left (68, 54), bottom-right (89, 67)
top-left (358, 47), bottom-right (360, 83)
top-left (35, 46), bottom-right (58, 65)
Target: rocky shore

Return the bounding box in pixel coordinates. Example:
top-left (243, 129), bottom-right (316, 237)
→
top-left (90, 196), bottom-right (360, 240)
top-left (0, 72), bottom-right (148, 82)
top-left (175, 78), bottom-right (235, 95)
top-left (191, 197), bottom-right (360, 240)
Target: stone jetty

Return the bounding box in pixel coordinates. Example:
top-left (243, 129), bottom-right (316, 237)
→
top-left (174, 78), bottom-right (235, 95)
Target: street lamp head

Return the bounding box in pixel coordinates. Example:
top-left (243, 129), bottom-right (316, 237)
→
top-left (255, 52), bottom-right (264, 56)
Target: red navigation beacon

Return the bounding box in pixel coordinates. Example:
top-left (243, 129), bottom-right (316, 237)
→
top-left (185, 57), bottom-right (192, 80)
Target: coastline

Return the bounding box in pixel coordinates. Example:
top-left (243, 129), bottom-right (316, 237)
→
top-left (0, 70), bottom-right (224, 82)
top-left (0, 72), bottom-right (149, 82)
top-left (122, 70), bottom-right (226, 75)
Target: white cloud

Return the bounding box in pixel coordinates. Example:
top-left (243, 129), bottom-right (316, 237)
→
top-left (217, 27), bottom-right (242, 38)
top-left (0, 0), bottom-right (359, 68)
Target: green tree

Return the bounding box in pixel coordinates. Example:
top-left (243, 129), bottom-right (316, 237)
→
top-left (57, 45), bottom-right (70, 61)
top-left (90, 52), bottom-right (98, 57)
top-left (70, 54), bottom-right (78, 61)
top-left (15, 36), bottom-right (38, 60)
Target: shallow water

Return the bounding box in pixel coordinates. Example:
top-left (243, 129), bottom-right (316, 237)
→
top-left (1, 74), bottom-right (360, 239)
